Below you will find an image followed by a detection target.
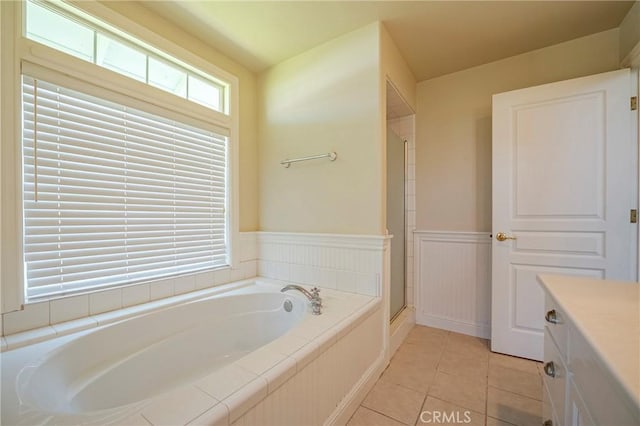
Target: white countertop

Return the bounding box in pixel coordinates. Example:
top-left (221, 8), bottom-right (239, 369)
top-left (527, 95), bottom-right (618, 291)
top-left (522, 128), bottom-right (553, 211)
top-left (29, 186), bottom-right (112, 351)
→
top-left (538, 274), bottom-right (640, 409)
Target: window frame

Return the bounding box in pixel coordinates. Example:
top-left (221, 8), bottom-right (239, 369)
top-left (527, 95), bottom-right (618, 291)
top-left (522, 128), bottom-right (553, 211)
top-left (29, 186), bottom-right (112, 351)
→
top-left (0, 0), bottom-right (240, 311)
top-left (24, 0), bottom-right (229, 115)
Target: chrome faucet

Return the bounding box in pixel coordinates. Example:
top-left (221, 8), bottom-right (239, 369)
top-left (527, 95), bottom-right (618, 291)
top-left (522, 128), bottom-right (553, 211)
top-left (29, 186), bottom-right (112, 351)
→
top-left (281, 285), bottom-right (322, 315)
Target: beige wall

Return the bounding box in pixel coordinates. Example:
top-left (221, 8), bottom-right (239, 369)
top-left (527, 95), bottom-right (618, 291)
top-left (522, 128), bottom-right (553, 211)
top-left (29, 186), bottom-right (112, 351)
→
top-left (415, 29), bottom-right (621, 232)
top-left (380, 24), bottom-right (417, 112)
top-left (95, 1), bottom-right (260, 231)
top-left (380, 24), bottom-right (417, 233)
top-left (258, 23), bottom-right (382, 234)
top-left (620, 1), bottom-right (640, 63)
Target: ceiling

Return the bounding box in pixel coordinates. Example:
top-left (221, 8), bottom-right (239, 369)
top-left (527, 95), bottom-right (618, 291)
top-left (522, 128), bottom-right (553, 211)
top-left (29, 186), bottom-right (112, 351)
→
top-left (140, 1), bottom-right (634, 82)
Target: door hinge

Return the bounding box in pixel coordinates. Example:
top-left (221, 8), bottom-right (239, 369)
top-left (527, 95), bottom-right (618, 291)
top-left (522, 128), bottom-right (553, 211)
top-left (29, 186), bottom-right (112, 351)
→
top-left (631, 209), bottom-right (637, 224)
top-left (632, 96), bottom-right (638, 111)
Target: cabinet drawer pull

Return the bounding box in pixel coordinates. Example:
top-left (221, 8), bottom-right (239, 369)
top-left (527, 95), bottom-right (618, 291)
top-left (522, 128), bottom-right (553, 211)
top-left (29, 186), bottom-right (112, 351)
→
top-left (545, 309), bottom-right (559, 324)
top-left (543, 361), bottom-right (556, 378)
top-left (543, 420), bottom-right (553, 426)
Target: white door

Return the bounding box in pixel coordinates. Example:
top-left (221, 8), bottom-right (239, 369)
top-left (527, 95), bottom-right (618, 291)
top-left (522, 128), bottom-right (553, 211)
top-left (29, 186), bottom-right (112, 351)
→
top-left (492, 69), bottom-right (636, 361)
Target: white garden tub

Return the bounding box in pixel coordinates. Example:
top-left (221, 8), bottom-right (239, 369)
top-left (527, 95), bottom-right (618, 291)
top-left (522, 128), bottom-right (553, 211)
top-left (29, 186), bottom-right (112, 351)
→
top-left (1, 278), bottom-right (381, 425)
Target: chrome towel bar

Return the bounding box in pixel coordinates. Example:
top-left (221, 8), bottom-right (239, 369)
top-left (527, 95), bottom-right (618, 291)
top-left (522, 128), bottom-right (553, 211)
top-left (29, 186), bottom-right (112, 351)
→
top-left (280, 152), bottom-right (337, 168)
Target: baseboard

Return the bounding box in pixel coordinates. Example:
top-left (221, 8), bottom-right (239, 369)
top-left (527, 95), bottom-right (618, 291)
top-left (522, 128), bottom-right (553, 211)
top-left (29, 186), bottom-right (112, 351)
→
top-left (325, 350), bottom-right (387, 426)
top-left (389, 306), bottom-right (415, 357)
top-left (416, 312), bottom-right (490, 339)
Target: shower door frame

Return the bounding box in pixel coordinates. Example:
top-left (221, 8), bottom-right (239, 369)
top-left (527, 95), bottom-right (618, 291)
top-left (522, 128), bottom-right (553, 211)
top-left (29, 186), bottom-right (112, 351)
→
top-left (388, 127), bottom-right (407, 323)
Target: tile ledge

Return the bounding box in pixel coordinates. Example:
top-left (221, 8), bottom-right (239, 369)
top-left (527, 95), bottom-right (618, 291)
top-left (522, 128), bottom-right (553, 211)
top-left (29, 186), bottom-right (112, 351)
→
top-left (1, 279), bottom-right (258, 351)
top-left (4, 326), bottom-right (57, 351)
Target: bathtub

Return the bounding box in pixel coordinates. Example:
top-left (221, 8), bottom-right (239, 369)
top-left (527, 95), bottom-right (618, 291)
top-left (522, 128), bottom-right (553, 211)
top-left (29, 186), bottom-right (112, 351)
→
top-left (1, 278), bottom-right (384, 425)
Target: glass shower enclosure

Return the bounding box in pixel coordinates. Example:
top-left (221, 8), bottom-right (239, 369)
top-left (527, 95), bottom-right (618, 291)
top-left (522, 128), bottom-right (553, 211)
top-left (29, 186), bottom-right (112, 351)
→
top-left (387, 126), bottom-right (406, 321)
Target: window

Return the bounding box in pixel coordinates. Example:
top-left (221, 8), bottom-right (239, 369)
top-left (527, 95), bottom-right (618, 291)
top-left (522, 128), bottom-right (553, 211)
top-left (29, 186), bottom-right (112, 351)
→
top-left (2, 1), bottom-right (238, 302)
top-left (24, 0), bottom-right (226, 114)
top-left (22, 75), bottom-right (229, 299)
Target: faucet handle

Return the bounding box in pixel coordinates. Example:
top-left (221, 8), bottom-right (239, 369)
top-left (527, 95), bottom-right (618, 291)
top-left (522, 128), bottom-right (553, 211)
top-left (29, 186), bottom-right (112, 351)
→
top-left (310, 287), bottom-right (322, 315)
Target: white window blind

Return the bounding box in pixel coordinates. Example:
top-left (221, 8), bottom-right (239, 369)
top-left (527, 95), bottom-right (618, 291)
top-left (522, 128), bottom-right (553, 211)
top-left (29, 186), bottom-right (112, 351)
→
top-left (23, 75), bottom-right (229, 300)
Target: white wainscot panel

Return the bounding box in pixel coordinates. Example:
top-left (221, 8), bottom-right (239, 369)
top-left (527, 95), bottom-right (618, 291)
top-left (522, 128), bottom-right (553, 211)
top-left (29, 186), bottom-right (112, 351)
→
top-left (256, 232), bottom-right (388, 297)
top-left (415, 231), bottom-right (491, 338)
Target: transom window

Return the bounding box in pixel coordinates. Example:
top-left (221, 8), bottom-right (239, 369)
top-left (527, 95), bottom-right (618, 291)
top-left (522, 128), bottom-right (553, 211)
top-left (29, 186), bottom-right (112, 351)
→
top-left (25, 0), bottom-right (227, 112)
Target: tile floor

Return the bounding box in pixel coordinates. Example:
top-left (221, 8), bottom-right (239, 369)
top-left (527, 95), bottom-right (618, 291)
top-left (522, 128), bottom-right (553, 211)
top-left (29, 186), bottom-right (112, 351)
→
top-left (347, 325), bottom-right (543, 426)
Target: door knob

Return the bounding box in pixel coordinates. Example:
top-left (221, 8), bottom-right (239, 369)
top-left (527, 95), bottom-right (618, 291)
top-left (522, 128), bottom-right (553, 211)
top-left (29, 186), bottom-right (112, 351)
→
top-left (543, 361), bottom-right (556, 378)
top-left (545, 309), bottom-right (559, 324)
top-left (496, 232), bottom-right (516, 242)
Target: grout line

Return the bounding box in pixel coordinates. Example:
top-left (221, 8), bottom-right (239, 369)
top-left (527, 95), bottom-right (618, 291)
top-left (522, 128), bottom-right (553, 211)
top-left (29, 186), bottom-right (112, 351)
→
top-left (486, 416), bottom-right (518, 426)
top-left (486, 384), bottom-right (543, 402)
top-left (361, 405), bottom-right (411, 425)
top-left (415, 392), bottom-right (428, 426)
top-left (404, 326), bottom-right (545, 426)
top-left (376, 326), bottom-right (513, 426)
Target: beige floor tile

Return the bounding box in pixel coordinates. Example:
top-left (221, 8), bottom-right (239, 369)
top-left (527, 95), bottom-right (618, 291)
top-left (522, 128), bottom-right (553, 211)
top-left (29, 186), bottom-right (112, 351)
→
top-left (488, 364), bottom-right (542, 401)
top-left (404, 337), bottom-right (448, 355)
top-left (405, 326), bottom-right (448, 345)
top-left (489, 352), bottom-right (541, 376)
top-left (347, 406), bottom-right (407, 426)
top-left (362, 380), bottom-right (426, 425)
top-left (403, 329), bottom-right (447, 348)
top-left (447, 331), bottom-right (489, 347)
top-left (392, 342), bottom-right (442, 370)
top-left (438, 350), bottom-right (489, 382)
top-left (486, 416), bottom-right (517, 426)
top-left (445, 333), bottom-right (490, 361)
top-left (428, 371), bottom-right (487, 414)
top-left (380, 358), bottom-right (437, 393)
top-left (417, 396), bottom-right (484, 426)
top-left (487, 386), bottom-right (542, 426)
top-left (410, 325), bottom-right (449, 337)
top-left (358, 326), bottom-right (547, 426)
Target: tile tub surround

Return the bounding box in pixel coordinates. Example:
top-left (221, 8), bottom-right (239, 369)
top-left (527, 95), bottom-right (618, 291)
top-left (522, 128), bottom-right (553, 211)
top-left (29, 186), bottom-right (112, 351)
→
top-left (231, 304), bottom-right (385, 426)
top-left (1, 279), bottom-right (383, 425)
top-left (1, 232), bottom-right (259, 338)
top-left (2, 231), bottom-right (390, 339)
top-left (2, 277), bottom-right (270, 352)
top-left (349, 325), bottom-right (544, 426)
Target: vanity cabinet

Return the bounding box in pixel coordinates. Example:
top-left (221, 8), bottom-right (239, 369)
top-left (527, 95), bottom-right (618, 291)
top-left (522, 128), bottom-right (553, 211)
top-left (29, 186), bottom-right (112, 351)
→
top-left (539, 275), bottom-right (639, 426)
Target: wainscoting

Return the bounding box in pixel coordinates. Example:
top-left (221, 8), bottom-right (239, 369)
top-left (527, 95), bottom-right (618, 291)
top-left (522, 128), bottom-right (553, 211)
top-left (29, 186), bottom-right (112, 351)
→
top-left (256, 232), bottom-right (389, 298)
top-left (414, 231), bottom-right (492, 338)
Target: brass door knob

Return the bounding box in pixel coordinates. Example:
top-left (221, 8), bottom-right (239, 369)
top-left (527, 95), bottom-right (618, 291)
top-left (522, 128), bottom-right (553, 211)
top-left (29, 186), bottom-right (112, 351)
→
top-left (496, 232), bottom-right (517, 242)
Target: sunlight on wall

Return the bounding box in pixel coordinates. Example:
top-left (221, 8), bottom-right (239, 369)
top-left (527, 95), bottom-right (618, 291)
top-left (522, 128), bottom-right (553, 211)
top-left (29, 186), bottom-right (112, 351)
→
top-left (258, 24), bottom-right (382, 234)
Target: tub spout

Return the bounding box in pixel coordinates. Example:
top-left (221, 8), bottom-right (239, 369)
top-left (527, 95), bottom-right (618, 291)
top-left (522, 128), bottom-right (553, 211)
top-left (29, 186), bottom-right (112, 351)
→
top-left (281, 285), bottom-right (322, 315)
